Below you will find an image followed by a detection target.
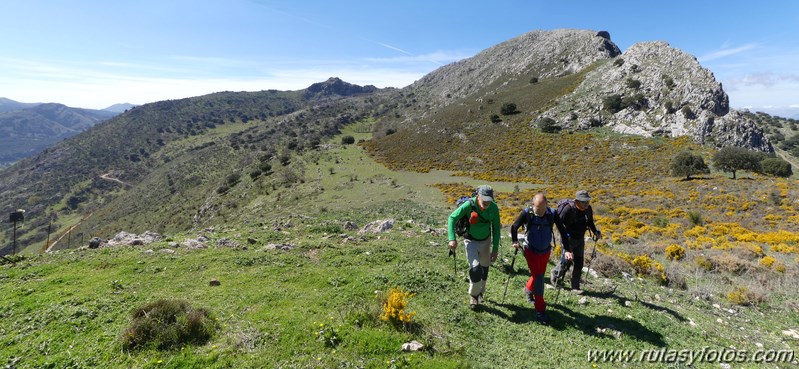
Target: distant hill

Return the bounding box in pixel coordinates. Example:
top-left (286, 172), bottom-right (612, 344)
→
top-left (103, 103), bottom-right (137, 113)
top-left (0, 102), bottom-right (117, 167)
top-left (0, 97), bottom-right (40, 112)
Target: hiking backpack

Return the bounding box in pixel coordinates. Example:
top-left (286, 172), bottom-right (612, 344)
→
top-left (556, 198), bottom-right (590, 226)
top-left (454, 193), bottom-right (477, 237)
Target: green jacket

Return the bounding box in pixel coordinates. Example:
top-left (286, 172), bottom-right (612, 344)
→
top-left (447, 197), bottom-right (501, 253)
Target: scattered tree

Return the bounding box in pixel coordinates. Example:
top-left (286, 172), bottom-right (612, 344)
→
top-left (712, 146), bottom-right (762, 179)
top-left (341, 135), bottom-right (355, 145)
top-left (671, 151), bottom-right (710, 180)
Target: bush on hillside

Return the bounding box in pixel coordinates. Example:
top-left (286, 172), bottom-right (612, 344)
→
top-left (529, 76), bottom-right (539, 84)
top-left (613, 58), bottom-right (624, 67)
top-left (760, 157), bottom-right (793, 177)
top-left (500, 102), bottom-right (519, 115)
top-left (537, 117), bottom-right (561, 133)
top-left (120, 299), bottom-right (217, 350)
top-left (712, 146), bottom-right (762, 179)
top-left (681, 105), bottom-right (696, 119)
top-left (490, 114), bottom-right (502, 123)
top-left (341, 135), bottom-right (355, 145)
top-left (602, 94), bottom-right (624, 113)
top-left (671, 151), bottom-right (710, 179)
top-left (626, 78), bottom-right (642, 89)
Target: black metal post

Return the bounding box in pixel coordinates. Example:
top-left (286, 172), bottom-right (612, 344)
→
top-left (12, 219), bottom-right (17, 255)
top-left (46, 222), bottom-right (51, 250)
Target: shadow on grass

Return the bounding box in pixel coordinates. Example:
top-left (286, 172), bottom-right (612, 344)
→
top-left (582, 289), bottom-right (687, 322)
top-left (480, 293), bottom-right (667, 347)
top-left (552, 304), bottom-right (666, 346)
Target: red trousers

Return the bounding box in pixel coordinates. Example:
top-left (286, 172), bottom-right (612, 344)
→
top-left (523, 249), bottom-right (550, 313)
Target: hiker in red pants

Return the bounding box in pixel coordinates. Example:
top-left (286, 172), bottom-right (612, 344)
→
top-left (510, 193), bottom-right (569, 324)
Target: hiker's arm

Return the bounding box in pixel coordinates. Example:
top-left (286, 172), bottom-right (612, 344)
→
top-left (558, 206), bottom-right (574, 252)
top-left (509, 210), bottom-right (526, 246)
top-left (491, 207), bottom-right (501, 254)
top-left (587, 207), bottom-right (600, 239)
top-left (447, 203), bottom-right (469, 242)
top-left (553, 211), bottom-right (570, 249)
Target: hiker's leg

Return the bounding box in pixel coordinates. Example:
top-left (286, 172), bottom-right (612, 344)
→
top-left (477, 238), bottom-right (491, 295)
top-left (570, 240), bottom-right (586, 289)
top-left (465, 238), bottom-right (491, 297)
top-left (523, 249), bottom-right (536, 295)
top-left (531, 251), bottom-right (551, 313)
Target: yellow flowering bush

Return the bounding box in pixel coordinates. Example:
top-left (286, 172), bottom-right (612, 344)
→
top-left (727, 287), bottom-right (752, 306)
top-left (665, 244), bottom-right (686, 261)
top-left (760, 255), bottom-right (776, 268)
top-left (631, 255), bottom-right (654, 275)
top-left (772, 243), bottom-right (798, 254)
top-left (380, 288), bottom-right (416, 325)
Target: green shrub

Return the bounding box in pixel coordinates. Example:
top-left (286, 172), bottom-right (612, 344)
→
top-left (120, 299), bottom-right (217, 351)
top-left (490, 114), bottom-right (502, 123)
top-left (671, 151), bottom-right (710, 179)
top-left (537, 117), bottom-right (561, 133)
top-left (341, 135), bottom-right (355, 145)
top-left (663, 75), bottom-right (675, 88)
top-left (626, 78), bottom-right (642, 89)
top-left (687, 210), bottom-right (703, 226)
top-left (500, 102), bottom-right (518, 115)
top-left (603, 94), bottom-right (624, 113)
top-left (613, 58), bottom-right (624, 67)
top-left (681, 105), bottom-right (695, 119)
top-left (529, 77), bottom-right (539, 84)
top-left (760, 157), bottom-right (792, 177)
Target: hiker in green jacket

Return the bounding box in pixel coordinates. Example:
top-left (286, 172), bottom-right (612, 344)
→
top-left (447, 185), bottom-right (502, 309)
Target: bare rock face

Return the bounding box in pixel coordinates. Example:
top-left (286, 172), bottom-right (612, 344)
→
top-left (358, 219), bottom-right (395, 234)
top-left (535, 40), bottom-right (772, 151)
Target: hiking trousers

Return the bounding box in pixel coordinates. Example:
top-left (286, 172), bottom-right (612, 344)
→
top-left (553, 237), bottom-right (585, 289)
top-left (464, 237), bottom-right (492, 297)
top-left (523, 249), bottom-right (550, 313)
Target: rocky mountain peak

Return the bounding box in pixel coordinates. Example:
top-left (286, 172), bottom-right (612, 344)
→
top-left (410, 29), bottom-right (621, 107)
top-left (304, 77), bottom-right (378, 100)
top-left (536, 40), bottom-right (772, 151)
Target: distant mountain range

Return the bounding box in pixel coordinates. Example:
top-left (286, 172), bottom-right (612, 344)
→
top-left (0, 98), bottom-right (131, 166)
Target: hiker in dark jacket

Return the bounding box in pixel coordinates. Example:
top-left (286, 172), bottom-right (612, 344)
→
top-left (551, 190), bottom-right (601, 293)
top-left (510, 193), bottom-right (569, 323)
top-left (447, 185), bottom-right (501, 309)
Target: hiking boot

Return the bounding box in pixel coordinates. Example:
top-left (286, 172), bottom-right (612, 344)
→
top-left (469, 295), bottom-right (479, 309)
top-left (535, 311), bottom-right (550, 324)
top-left (524, 289), bottom-right (535, 304)
top-left (550, 269), bottom-right (559, 286)
top-left (571, 289), bottom-right (584, 295)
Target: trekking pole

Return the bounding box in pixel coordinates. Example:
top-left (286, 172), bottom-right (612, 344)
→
top-left (501, 241), bottom-right (521, 304)
top-left (448, 247), bottom-right (457, 277)
top-left (553, 241), bottom-right (570, 304)
top-left (583, 230), bottom-right (598, 286)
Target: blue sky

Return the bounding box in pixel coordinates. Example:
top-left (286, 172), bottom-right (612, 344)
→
top-left (1, 0), bottom-right (797, 118)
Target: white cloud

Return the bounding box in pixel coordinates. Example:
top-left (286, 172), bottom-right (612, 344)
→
top-left (698, 43), bottom-right (757, 62)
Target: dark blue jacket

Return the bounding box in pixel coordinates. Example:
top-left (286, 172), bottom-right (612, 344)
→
top-left (510, 207), bottom-right (569, 254)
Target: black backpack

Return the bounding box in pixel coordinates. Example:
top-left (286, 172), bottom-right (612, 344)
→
top-left (454, 195), bottom-right (476, 237)
top-left (556, 199), bottom-right (575, 219)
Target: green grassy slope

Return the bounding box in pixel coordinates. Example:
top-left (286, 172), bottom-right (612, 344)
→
top-left (2, 127), bottom-right (798, 368)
